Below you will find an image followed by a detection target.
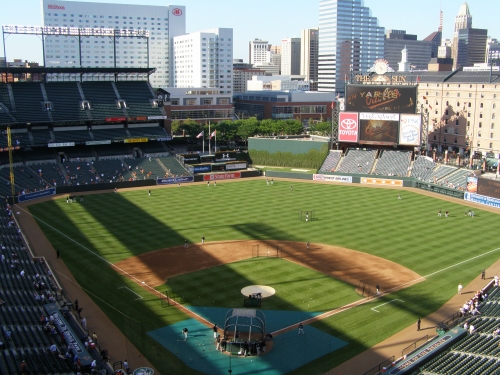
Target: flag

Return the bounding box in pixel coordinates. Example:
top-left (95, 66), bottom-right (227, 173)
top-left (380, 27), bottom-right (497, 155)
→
top-left (196, 131), bottom-right (204, 138)
top-left (210, 130), bottom-right (216, 139)
top-left (423, 96), bottom-right (427, 100)
top-left (416, 76), bottom-right (421, 83)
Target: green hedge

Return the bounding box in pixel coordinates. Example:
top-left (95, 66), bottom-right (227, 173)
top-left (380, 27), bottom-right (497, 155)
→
top-left (249, 144), bottom-right (328, 169)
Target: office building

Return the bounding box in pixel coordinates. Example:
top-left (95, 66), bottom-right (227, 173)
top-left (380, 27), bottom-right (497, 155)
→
top-left (281, 38), bottom-right (301, 76)
top-left (451, 3), bottom-right (488, 69)
top-left (384, 30), bottom-right (432, 71)
top-left (249, 39), bottom-right (271, 65)
top-left (42, 0), bottom-right (186, 88)
top-left (487, 38), bottom-right (500, 64)
top-left (301, 28), bottom-right (319, 90)
top-left (318, 0), bottom-right (384, 94)
top-left (173, 28), bottom-right (233, 95)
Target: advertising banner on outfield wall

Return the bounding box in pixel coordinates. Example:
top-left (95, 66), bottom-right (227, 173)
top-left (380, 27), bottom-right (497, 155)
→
top-left (18, 188), bottom-right (56, 202)
top-left (359, 113), bottom-right (399, 146)
top-left (360, 177), bottom-right (403, 186)
top-left (338, 112), bottom-right (359, 142)
top-left (193, 165), bottom-right (212, 173)
top-left (203, 172), bottom-right (241, 181)
top-left (464, 192), bottom-right (500, 209)
top-left (225, 162), bottom-right (248, 171)
top-left (157, 176), bottom-right (194, 185)
top-left (399, 114), bottom-right (422, 146)
top-left (313, 174), bottom-right (352, 183)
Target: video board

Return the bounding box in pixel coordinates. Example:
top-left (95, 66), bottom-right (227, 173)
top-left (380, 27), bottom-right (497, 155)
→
top-left (358, 113), bottom-right (399, 146)
top-left (346, 85), bottom-right (416, 113)
top-left (477, 178), bottom-right (500, 199)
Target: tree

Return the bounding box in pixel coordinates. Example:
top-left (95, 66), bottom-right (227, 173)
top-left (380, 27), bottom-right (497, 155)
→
top-left (236, 117), bottom-right (259, 145)
top-left (170, 119), bottom-right (182, 135)
top-left (309, 121), bottom-right (331, 137)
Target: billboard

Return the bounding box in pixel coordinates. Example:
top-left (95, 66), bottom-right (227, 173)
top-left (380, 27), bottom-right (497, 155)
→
top-left (477, 178), bottom-right (500, 199)
top-left (464, 192), bottom-right (500, 209)
top-left (360, 177), bottom-right (403, 186)
top-left (346, 85), bottom-right (416, 113)
top-left (203, 172), bottom-right (241, 181)
top-left (313, 174), bottom-right (352, 183)
top-left (466, 176), bottom-right (478, 193)
top-left (338, 112), bottom-right (359, 142)
top-left (225, 162), bottom-right (248, 171)
top-left (359, 113), bottom-right (399, 146)
top-left (399, 114), bottom-right (422, 146)
top-left (156, 176), bottom-right (194, 185)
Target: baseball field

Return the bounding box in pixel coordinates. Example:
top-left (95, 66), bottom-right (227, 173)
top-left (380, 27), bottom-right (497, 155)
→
top-left (23, 179), bottom-right (500, 374)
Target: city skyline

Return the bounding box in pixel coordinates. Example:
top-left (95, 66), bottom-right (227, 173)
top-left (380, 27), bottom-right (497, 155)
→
top-left (0, 0), bottom-right (498, 67)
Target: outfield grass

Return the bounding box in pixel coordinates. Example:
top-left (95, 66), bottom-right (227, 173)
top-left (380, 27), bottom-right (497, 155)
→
top-left (28, 180), bottom-right (500, 374)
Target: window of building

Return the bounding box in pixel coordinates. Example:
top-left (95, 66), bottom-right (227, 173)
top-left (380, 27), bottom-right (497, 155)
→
top-left (480, 103), bottom-right (483, 108)
top-left (478, 132), bottom-right (482, 137)
top-left (454, 138), bottom-right (458, 144)
top-left (479, 122), bottom-right (482, 128)
top-left (491, 133), bottom-right (494, 139)
top-left (490, 143), bottom-right (493, 148)
top-left (477, 141), bottom-right (481, 147)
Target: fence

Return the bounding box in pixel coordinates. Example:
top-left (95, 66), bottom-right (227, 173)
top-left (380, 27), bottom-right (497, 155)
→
top-left (363, 356), bottom-right (395, 375)
top-left (402, 335), bottom-right (429, 357)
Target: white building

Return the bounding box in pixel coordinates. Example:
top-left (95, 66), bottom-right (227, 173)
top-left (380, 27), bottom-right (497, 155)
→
top-left (301, 28), bottom-right (319, 90)
top-left (249, 39), bottom-right (271, 65)
top-left (42, 0), bottom-right (186, 88)
top-left (281, 37), bottom-right (301, 76)
top-left (173, 28), bottom-right (233, 95)
top-left (247, 75), bottom-right (309, 91)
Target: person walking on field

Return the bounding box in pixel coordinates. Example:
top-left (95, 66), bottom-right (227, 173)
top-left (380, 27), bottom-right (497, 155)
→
top-left (298, 322), bottom-right (304, 335)
top-left (458, 283), bottom-right (463, 294)
top-left (417, 318), bottom-right (421, 331)
top-left (482, 269), bottom-right (486, 280)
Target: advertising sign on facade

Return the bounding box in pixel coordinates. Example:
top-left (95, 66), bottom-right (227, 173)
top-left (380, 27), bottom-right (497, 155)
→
top-left (203, 172), bottom-right (241, 181)
top-left (464, 192), bottom-right (500, 209)
top-left (360, 177), bottom-right (403, 186)
top-left (156, 176), bottom-right (193, 185)
top-left (399, 114), bottom-right (421, 146)
top-left (313, 174), bottom-right (352, 183)
top-left (346, 85), bottom-right (416, 113)
top-left (338, 112), bottom-right (359, 143)
top-left (225, 162), bottom-right (248, 171)
top-left (359, 113), bottom-right (399, 146)
top-left (477, 178), bottom-right (500, 199)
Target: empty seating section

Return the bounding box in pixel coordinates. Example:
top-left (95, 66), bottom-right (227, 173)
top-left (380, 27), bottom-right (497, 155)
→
top-left (0, 84), bottom-right (12, 110)
top-left (10, 84), bottom-right (51, 123)
top-left (157, 156), bottom-right (190, 176)
top-left (64, 161), bottom-right (97, 185)
top-left (44, 83), bottom-right (89, 122)
top-left (64, 146), bottom-right (95, 159)
top-left (31, 129), bottom-right (53, 146)
top-left (429, 165), bottom-right (458, 183)
top-left (53, 129), bottom-right (92, 143)
top-left (92, 159), bottom-right (130, 182)
top-left (0, 131), bottom-right (31, 148)
top-left (0, 203), bottom-right (74, 375)
top-left (0, 166), bottom-right (48, 194)
top-left (336, 149), bottom-right (377, 174)
top-left (19, 148), bottom-right (55, 162)
top-left (94, 143), bottom-right (132, 157)
top-left (125, 158), bottom-right (167, 180)
top-left (81, 82), bottom-right (124, 119)
top-left (128, 126), bottom-right (169, 139)
top-left (114, 81), bottom-right (162, 117)
top-left (92, 127), bottom-right (129, 141)
top-left (319, 151), bottom-right (342, 172)
top-left (373, 150), bottom-right (411, 176)
top-left (411, 156), bottom-right (435, 181)
top-left (443, 169), bottom-right (472, 189)
top-left (141, 142), bottom-right (168, 154)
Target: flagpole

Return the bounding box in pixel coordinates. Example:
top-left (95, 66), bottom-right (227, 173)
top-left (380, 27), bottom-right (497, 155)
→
top-left (214, 127), bottom-right (217, 153)
top-left (202, 131), bottom-right (205, 154)
top-left (208, 120), bottom-right (211, 155)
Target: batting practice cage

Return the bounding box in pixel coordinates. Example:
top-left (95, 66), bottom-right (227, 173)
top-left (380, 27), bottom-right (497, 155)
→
top-left (224, 308), bottom-right (266, 344)
top-left (252, 244), bottom-right (282, 258)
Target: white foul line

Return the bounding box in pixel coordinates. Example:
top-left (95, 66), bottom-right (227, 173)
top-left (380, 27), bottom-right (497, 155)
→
top-left (118, 286), bottom-right (143, 300)
top-left (371, 299), bottom-right (405, 313)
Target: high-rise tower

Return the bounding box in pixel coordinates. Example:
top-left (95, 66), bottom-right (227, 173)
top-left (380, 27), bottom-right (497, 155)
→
top-left (318, 0), bottom-right (384, 94)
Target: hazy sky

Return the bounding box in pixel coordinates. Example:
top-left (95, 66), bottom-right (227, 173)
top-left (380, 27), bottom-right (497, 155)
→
top-left (1, 0), bottom-right (498, 64)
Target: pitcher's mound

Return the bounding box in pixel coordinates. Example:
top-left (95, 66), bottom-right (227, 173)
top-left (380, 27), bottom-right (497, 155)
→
top-left (241, 285), bottom-right (276, 298)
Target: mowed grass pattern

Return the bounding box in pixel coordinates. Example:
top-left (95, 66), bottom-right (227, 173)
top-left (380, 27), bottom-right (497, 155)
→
top-left (28, 180), bottom-right (500, 374)
top-left (165, 258), bottom-right (360, 312)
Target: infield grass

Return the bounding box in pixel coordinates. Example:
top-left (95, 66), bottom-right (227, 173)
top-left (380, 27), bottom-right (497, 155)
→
top-left (28, 179), bottom-right (500, 374)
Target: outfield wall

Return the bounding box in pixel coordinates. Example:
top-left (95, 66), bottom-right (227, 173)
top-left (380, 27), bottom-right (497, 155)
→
top-left (249, 138), bottom-right (327, 154)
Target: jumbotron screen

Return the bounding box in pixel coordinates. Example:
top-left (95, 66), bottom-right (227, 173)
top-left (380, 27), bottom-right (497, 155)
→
top-left (346, 85), bottom-right (417, 113)
top-left (477, 178), bottom-right (500, 199)
top-left (358, 113), bottom-right (399, 146)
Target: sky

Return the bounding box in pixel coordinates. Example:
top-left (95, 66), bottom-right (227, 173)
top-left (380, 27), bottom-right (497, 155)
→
top-left (0, 0), bottom-right (498, 64)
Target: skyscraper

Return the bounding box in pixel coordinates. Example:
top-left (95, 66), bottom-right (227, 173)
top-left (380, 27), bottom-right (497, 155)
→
top-left (451, 3), bottom-right (487, 69)
top-left (384, 30), bottom-right (432, 71)
top-left (281, 37), bottom-right (301, 76)
top-left (42, 0), bottom-right (186, 87)
top-left (249, 39), bottom-right (271, 65)
top-left (173, 28), bottom-right (233, 95)
top-left (301, 28), bottom-right (319, 90)
top-left (318, 0), bottom-right (384, 94)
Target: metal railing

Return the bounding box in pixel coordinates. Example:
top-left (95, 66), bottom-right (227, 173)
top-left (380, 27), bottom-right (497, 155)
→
top-left (402, 335), bottom-right (429, 357)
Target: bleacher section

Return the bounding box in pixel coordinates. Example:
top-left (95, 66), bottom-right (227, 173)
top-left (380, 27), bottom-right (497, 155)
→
top-left (53, 129), bottom-right (92, 143)
top-left (31, 129), bottom-right (52, 146)
top-left (372, 150), bottom-right (411, 177)
top-left (411, 156), bottom-right (435, 181)
top-left (441, 169), bottom-right (472, 189)
top-left (319, 151), bottom-right (342, 172)
top-left (336, 149), bottom-right (377, 174)
top-left (10, 84), bottom-right (51, 123)
top-left (128, 125), bottom-right (168, 139)
top-left (94, 144), bottom-right (132, 158)
top-left (92, 127), bottom-right (129, 142)
top-left (429, 165), bottom-right (458, 183)
top-left (157, 156), bottom-right (189, 176)
top-left (80, 82), bottom-right (125, 120)
top-left (44, 83), bottom-right (89, 123)
top-left (140, 142), bottom-right (168, 154)
top-left (114, 82), bottom-right (162, 117)
top-left (124, 158), bottom-right (168, 180)
top-left (92, 159), bottom-right (130, 182)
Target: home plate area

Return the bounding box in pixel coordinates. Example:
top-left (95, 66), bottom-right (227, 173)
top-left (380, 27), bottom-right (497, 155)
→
top-left (148, 306), bottom-right (347, 375)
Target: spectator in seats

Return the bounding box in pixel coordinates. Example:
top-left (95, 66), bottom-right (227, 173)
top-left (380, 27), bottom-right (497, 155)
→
top-left (49, 342), bottom-right (58, 354)
top-left (0, 299), bottom-right (5, 305)
top-left (469, 324), bottom-right (475, 335)
top-left (493, 328), bottom-right (500, 335)
top-left (20, 360), bottom-right (28, 375)
top-left (81, 316), bottom-right (87, 330)
top-left (463, 321), bottom-right (468, 330)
